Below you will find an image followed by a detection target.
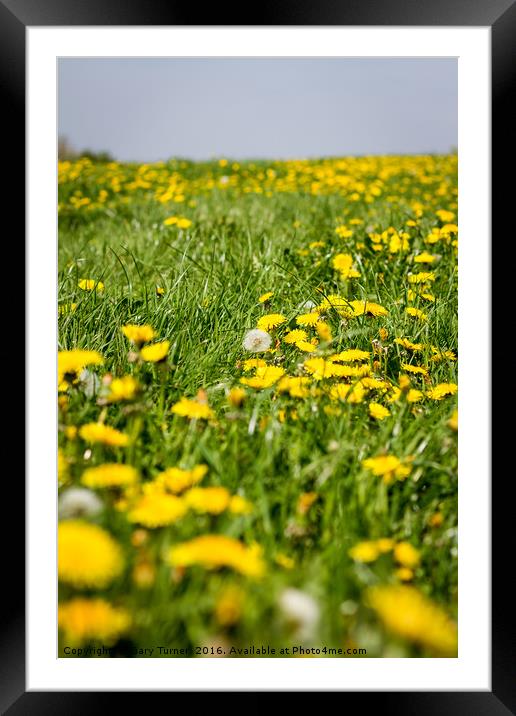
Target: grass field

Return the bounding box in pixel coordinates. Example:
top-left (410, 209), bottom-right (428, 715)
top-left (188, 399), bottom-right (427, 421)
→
top-left (57, 154), bottom-right (458, 658)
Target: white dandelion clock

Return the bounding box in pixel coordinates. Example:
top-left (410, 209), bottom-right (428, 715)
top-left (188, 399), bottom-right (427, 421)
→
top-left (78, 368), bottom-right (101, 398)
top-left (278, 588), bottom-right (320, 642)
top-left (242, 328), bottom-right (272, 353)
top-left (58, 487), bottom-right (103, 519)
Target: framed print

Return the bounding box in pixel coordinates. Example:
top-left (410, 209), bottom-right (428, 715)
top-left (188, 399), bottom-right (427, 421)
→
top-left (2, 0), bottom-right (510, 708)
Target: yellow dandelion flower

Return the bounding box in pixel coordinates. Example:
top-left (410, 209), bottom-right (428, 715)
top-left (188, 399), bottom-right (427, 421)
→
top-left (377, 538), bottom-right (395, 553)
top-left (414, 252), bottom-right (436, 263)
top-left (106, 375), bottom-right (140, 402)
top-left (240, 365), bottom-right (285, 389)
top-left (58, 521), bottom-right (124, 588)
top-left (58, 303), bottom-right (78, 316)
top-left (295, 340), bottom-right (318, 353)
top-left (388, 386), bottom-right (402, 403)
top-left (421, 292), bottom-right (436, 302)
top-left (395, 567), bottom-right (414, 581)
top-left (306, 359), bottom-right (340, 379)
top-left (329, 382), bottom-right (366, 404)
top-left (81, 463), bottom-right (139, 489)
top-left (335, 225), bottom-right (353, 238)
top-left (394, 338), bottom-right (424, 351)
top-left (297, 492), bottom-right (318, 515)
top-left (275, 553), bottom-right (295, 570)
top-left (323, 405), bottom-right (342, 416)
top-left (430, 347), bottom-right (457, 362)
top-left (258, 292), bottom-right (274, 303)
top-left (349, 540), bottom-right (380, 563)
top-left (228, 387), bottom-right (246, 407)
top-left (168, 535), bottom-right (265, 577)
top-left (394, 542), bottom-right (421, 568)
top-left (441, 222), bottom-right (458, 233)
top-left (369, 402), bottom-right (391, 420)
top-left (361, 377), bottom-right (389, 391)
top-left (140, 340), bottom-right (169, 362)
top-left (257, 313), bottom-right (286, 331)
top-left (389, 233), bottom-right (409, 254)
top-left (436, 209), bottom-right (455, 223)
top-left (448, 409), bottom-right (458, 431)
top-left (401, 364), bottom-right (429, 376)
top-left (158, 464), bottom-right (208, 493)
top-left (349, 299), bottom-right (389, 317)
top-left (229, 495), bottom-right (253, 514)
top-left (284, 329), bottom-right (308, 344)
top-left (408, 272), bottom-right (436, 284)
top-left (315, 320), bottom-right (332, 341)
top-left (429, 512), bottom-right (444, 527)
top-left (79, 423), bottom-right (130, 447)
top-left (121, 324), bottom-right (156, 345)
top-left (242, 358), bottom-right (267, 371)
top-left (367, 585), bottom-right (457, 655)
top-left (407, 389), bottom-right (424, 403)
top-left (177, 217), bottom-right (192, 229)
top-left (128, 493), bottom-right (187, 527)
top-left (369, 231), bottom-right (383, 246)
top-left (362, 455), bottom-right (411, 484)
top-left (58, 598), bottom-right (131, 646)
top-left (406, 307), bottom-right (427, 321)
top-left (215, 586), bottom-right (245, 627)
top-left (399, 374), bottom-right (411, 390)
top-left (426, 383), bottom-right (458, 400)
top-left (330, 349), bottom-right (370, 363)
top-left (58, 349), bottom-right (103, 384)
top-left (316, 294), bottom-right (354, 316)
top-left (78, 279), bottom-right (104, 292)
top-left (329, 363), bottom-right (371, 378)
top-left (296, 312), bottom-right (320, 326)
top-left (164, 215), bottom-right (192, 228)
top-left (171, 396), bottom-right (214, 420)
top-left (425, 229), bottom-right (442, 245)
top-left (132, 561), bottom-right (156, 588)
top-left (332, 253), bottom-right (361, 279)
top-left (184, 487), bottom-right (231, 515)
top-left (303, 357), bottom-right (331, 380)
top-left (276, 376), bottom-right (311, 399)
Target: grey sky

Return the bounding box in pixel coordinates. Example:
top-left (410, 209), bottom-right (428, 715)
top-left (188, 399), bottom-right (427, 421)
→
top-left (58, 58), bottom-right (457, 162)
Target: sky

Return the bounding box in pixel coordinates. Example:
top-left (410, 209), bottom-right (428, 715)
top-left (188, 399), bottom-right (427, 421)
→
top-left (58, 58), bottom-right (457, 162)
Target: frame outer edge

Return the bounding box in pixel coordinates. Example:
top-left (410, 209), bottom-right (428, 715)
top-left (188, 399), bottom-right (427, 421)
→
top-left (6, 0), bottom-right (510, 707)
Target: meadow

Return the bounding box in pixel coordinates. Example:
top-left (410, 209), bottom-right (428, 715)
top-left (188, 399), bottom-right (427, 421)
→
top-left (57, 154), bottom-right (458, 658)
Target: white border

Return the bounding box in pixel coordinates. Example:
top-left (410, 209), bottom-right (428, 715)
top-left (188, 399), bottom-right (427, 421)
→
top-left (27, 27), bottom-right (490, 691)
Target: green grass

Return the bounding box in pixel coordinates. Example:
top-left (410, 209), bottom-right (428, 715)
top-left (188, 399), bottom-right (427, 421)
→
top-left (58, 155), bottom-right (458, 658)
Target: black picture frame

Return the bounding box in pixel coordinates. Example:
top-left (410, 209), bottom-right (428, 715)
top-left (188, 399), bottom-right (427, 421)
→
top-left (4, 0), bottom-right (508, 710)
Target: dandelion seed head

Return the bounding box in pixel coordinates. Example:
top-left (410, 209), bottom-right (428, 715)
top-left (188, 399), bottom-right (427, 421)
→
top-left (58, 488), bottom-right (103, 520)
top-left (278, 588), bottom-right (320, 641)
top-left (242, 328), bottom-right (272, 353)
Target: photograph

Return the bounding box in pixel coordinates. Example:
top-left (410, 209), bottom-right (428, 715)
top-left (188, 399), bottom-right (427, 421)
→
top-left (56, 57), bottom-right (459, 659)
